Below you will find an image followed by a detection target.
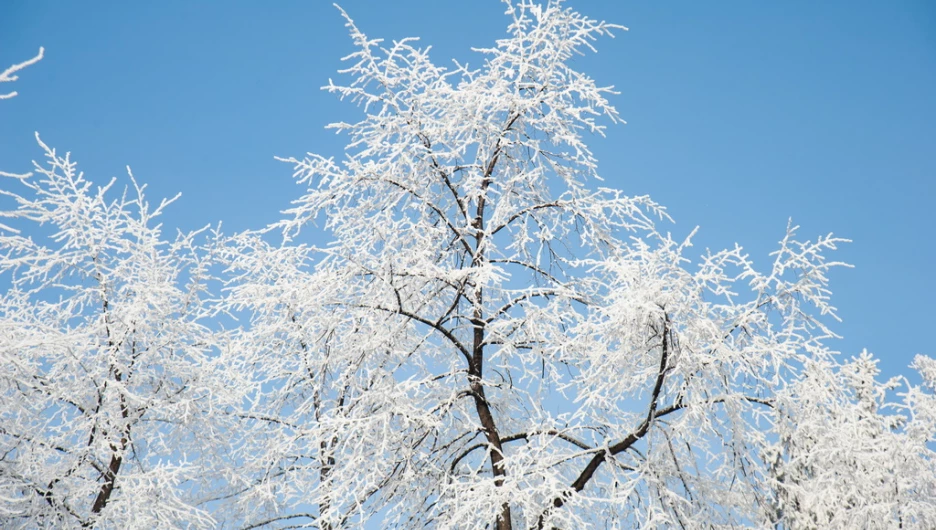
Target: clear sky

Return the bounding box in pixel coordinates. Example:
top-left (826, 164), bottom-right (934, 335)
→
top-left (2, 0), bottom-right (934, 383)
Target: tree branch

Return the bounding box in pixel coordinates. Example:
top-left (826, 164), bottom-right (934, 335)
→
top-left (535, 313), bottom-right (673, 529)
top-left (490, 201), bottom-right (566, 236)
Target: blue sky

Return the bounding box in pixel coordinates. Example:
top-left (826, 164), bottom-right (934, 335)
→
top-left (2, 0), bottom-right (934, 382)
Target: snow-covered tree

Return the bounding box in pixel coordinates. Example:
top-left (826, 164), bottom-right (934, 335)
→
top-left (3, 2), bottom-right (934, 529)
top-left (762, 353), bottom-right (936, 529)
top-left (212, 2), bottom-right (936, 528)
top-left (0, 137), bottom-right (226, 528)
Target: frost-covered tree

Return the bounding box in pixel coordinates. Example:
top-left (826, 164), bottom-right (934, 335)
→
top-left (0, 137), bottom-right (225, 528)
top-left (212, 2), bottom-right (936, 528)
top-left (762, 353), bottom-right (936, 529)
top-left (3, 2), bottom-right (935, 529)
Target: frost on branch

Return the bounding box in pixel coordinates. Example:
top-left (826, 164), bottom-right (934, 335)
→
top-left (216, 1), bottom-right (936, 529)
top-left (0, 48), bottom-right (44, 100)
top-left (762, 353), bottom-right (936, 529)
top-left (0, 136), bottom-right (225, 528)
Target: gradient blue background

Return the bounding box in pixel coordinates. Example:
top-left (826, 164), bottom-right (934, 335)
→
top-left (2, 1), bottom-right (934, 383)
